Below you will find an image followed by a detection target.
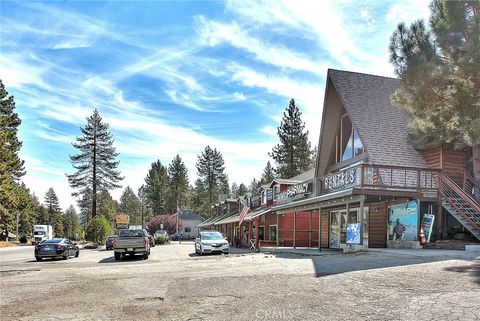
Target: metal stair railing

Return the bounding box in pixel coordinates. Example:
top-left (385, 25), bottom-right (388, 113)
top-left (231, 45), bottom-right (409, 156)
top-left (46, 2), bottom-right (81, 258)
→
top-left (463, 172), bottom-right (480, 207)
top-left (439, 172), bottom-right (480, 234)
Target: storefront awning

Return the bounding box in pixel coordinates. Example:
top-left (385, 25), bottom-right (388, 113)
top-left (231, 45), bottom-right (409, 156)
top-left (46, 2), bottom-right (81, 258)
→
top-left (213, 213), bottom-right (241, 225)
top-left (245, 206), bottom-right (272, 221)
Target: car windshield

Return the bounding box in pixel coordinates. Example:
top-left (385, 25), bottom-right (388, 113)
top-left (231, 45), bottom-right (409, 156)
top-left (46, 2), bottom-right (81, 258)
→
top-left (43, 239), bottom-right (62, 244)
top-left (156, 230), bottom-right (167, 235)
top-left (202, 233), bottom-right (223, 240)
top-left (34, 231), bottom-right (45, 235)
top-left (119, 229), bottom-right (144, 237)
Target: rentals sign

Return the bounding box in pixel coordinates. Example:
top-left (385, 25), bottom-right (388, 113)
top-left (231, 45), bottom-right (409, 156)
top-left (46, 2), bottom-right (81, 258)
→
top-left (323, 167), bottom-right (357, 192)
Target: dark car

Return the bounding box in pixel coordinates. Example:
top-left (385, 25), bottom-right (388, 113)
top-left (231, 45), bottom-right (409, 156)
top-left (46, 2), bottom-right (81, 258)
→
top-left (170, 232), bottom-right (185, 241)
top-left (147, 233), bottom-right (155, 247)
top-left (105, 235), bottom-right (117, 250)
top-left (35, 238), bottom-right (79, 261)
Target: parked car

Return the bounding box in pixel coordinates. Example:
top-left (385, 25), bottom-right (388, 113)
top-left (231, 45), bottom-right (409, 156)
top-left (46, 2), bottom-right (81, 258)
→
top-left (170, 232), bottom-right (186, 241)
top-left (195, 231), bottom-right (229, 255)
top-left (105, 235), bottom-right (117, 250)
top-left (34, 238), bottom-right (79, 261)
top-left (147, 232), bottom-right (156, 247)
top-left (113, 229), bottom-right (150, 260)
top-left (154, 230), bottom-right (169, 243)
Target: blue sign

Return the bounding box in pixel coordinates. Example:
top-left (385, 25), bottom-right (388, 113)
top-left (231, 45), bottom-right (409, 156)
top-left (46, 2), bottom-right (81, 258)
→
top-left (387, 201), bottom-right (419, 241)
top-left (346, 223), bottom-right (361, 244)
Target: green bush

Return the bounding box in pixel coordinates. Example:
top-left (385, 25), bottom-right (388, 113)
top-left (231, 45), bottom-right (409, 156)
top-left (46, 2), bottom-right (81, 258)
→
top-left (85, 215), bottom-right (112, 245)
top-left (19, 235), bottom-right (28, 244)
top-left (156, 235), bottom-right (168, 245)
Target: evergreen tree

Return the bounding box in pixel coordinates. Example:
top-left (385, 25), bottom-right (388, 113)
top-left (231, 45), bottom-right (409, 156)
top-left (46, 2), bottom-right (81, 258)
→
top-left (144, 160), bottom-right (169, 215)
top-left (269, 99), bottom-right (314, 179)
top-left (16, 183), bottom-right (37, 237)
top-left (196, 145), bottom-right (226, 207)
top-left (119, 186), bottom-right (141, 225)
top-left (77, 188), bottom-right (92, 227)
top-left (64, 205), bottom-right (80, 240)
top-left (138, 184), bottom-right (150, 225)
top-left (389, 0), bottom-right (480, 178)
top-left (237, 183), bottom-right (248, 197)
top-left (166, 154), bottom-right (189, 213)
top-left (0, 80), bottom-right (25, 240)
top-left (230, 182), bottom-right (239, 198)
top-left (67, 109), bottom-right (123, 218)
top-left (249, 178), bottom-right (261, 195)
top-left (260, 161), bottom-right (275, 184)
top-left (44, 188), bottom-right (61, 225)
top-left (189, 179), bottom-right (209, 216)
top-left (97, 190), bottom-right (117, 222)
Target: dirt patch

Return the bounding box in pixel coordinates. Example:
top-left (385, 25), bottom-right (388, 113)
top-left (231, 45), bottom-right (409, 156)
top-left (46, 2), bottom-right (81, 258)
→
top-left (0, 241), bottom-right (17, 248)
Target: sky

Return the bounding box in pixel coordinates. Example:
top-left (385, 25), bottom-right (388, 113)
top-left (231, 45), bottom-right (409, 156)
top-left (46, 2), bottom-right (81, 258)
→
top-left (0, 0), bottom-right (431, 210)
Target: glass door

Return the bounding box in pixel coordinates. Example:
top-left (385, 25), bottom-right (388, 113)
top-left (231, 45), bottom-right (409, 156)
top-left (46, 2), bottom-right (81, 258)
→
top-left (329, 212), bottom-right (341, 248)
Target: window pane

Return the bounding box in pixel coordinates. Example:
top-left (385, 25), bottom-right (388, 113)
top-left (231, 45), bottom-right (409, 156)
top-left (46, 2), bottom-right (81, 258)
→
top-left (342, 131), bottom-right (354, 161)
top-left (353, 130), bottom-right (364, 156)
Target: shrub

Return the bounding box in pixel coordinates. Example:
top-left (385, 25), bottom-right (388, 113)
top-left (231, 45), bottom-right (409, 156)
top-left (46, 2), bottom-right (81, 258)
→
top-left (156, 235), bottom-right (168, 245)
top-left (19, 235), bottom-right (28, 244)
top-left (85, 215), bottom-right (112, 245)
top-left (147, 214), bottom-right (182, 235)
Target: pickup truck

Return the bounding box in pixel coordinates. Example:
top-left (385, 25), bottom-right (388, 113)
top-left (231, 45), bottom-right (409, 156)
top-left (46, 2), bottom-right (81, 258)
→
top-left (113, 229), bottom-right (150, 260)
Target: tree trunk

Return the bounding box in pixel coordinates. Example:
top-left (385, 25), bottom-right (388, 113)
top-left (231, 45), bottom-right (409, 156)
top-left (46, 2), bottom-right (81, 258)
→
top-left (473, 144), bottom-right (480, 181)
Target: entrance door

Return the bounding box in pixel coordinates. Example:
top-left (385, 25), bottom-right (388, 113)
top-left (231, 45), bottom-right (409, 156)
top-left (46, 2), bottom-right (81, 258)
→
top-left (329, 212), bottom-right (341, 248)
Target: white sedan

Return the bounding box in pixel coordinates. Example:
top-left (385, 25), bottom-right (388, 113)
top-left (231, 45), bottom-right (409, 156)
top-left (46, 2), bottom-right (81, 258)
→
top-left (195, 231), bottom-right (230, 255)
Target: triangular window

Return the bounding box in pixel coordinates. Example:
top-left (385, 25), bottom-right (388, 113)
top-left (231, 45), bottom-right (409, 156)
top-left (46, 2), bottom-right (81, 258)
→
top-left (336, 114), bottom-right (365, 163)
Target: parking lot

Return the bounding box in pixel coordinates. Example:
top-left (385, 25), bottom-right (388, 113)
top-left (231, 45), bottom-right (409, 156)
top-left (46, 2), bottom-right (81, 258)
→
top-left (1, 242), bottom-right (479, 321)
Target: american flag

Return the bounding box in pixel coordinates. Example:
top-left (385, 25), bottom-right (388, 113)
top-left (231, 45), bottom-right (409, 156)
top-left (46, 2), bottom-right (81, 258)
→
top-left (238, 206), bottom-right (250, 227)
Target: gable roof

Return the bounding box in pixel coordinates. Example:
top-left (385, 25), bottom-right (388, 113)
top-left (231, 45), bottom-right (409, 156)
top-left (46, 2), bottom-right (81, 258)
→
top-left (178, 210), bottom-right (203, 221)
top-left (317, 69), bottom-right (427, 176)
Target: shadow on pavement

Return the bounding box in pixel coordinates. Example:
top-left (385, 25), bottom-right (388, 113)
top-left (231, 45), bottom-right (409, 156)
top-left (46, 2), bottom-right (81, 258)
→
top-left (98, 255), bottom-right (146, 263)
top-left (444, 260), bottom-right (480, 284)
top-left (268, 251), bottom-right (479, 279)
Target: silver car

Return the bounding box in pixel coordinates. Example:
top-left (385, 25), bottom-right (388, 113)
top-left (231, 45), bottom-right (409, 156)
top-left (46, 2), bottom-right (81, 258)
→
top-left (195, 231), bottom-right (229, 255)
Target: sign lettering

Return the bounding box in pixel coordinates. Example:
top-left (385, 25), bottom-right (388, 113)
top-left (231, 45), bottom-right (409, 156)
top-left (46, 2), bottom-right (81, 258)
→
top-left (323, 167), bottom-right (357, 191)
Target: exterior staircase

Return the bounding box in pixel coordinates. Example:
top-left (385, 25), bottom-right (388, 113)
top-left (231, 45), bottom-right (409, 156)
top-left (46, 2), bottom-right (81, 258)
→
top-left (439, 172), bottom-right (480, 240)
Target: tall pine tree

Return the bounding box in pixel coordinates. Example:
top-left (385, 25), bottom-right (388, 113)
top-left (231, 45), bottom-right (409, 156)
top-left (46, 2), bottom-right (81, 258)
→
top-left (196, 145), bottom-right (226, 207)
top-left (261, 161), bottom-right (276, 184)
top-left (119, 186), bottom-right (141, 225)
top-left (389, 0), bottom-right (480, 178)
top-left (64, 205), bottom-right (80, 240)
top-left (144, 160), bottom-right (169, 215)
top-left (167, 154), bottom-right (189, 213)
top-left (97, 189), bottom-right (118, 222)
top-left (0, 80), bottom-right (25, 240)
top-left (237, 183), bottom-right (248, 197)
top-left (269, 99), bottom-right (314, 179)
top-left (44, 188), bottom-right (63, 237)
top-left (67, 109), bottom-right (123, 218)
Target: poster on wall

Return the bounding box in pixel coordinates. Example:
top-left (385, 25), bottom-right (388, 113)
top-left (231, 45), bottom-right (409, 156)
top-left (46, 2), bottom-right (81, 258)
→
top-left (346, 223), bottom-right (361, 244)
top-left (387, 201), bottom-right (418, 241)
top-left (421, 214), bottom-right (435, 243)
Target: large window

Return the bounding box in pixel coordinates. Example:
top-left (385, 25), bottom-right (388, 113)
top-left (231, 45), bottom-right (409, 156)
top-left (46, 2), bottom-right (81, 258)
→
top-left (337, 114), bottom-right (364, 163)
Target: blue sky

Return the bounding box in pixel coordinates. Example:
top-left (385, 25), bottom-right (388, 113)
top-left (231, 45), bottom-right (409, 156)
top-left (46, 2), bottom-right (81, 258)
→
top-left (0, 0), bottom-right (431, 209)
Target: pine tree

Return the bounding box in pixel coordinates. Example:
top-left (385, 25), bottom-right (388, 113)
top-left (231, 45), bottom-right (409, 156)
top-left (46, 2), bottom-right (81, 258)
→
top-left (230, 182), bottom-right (239, 198)
top-left (167, 154), bottom-right (189, 213)
top-left (269, 99), bottom-right (314, 179)
top-left (0, 80), bottom-right (25, 240)
top-left (144, 160), bottom-right (169, 215)
top-left (77, 188), bottom-right (93, 227)
top-left (189, 179), bottom-right (209, 216)
top-left (389, 0), bottom-right (480, 178)
top-left (44, 188), bottom-right (64, 237)
top-left (64, 205), bottom-right (80, 240)
top-left (249, 178), bottom-right (261, 195)
top-left (237, 183), bottom-right (248, 197)
top-left (16, 183), bottom-right (37, 237)
top-left (196, 145), bottom-right (226, 207)
top-left (67, 109), bottom-right (123, 218)
top-left (97, 189), bottom-right (117, 222)
top-left (260, 161), bottom-right (275, 184)
top-left (119, 186), bottom-right (141, 225)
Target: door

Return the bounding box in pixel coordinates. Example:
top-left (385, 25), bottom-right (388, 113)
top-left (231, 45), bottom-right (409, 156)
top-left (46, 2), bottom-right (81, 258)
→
top-left (329, 212), bottom-right (341, 248)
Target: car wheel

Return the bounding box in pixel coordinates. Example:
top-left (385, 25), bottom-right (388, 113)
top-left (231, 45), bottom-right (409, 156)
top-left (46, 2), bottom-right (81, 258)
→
top-left (143, 252), bottom-right (149, 260)
top-left (114, 252), bottom-right (121, 261)
top-left (35, 256), bottom-right (42, 261)
top-left (75, 250), bottom-right (79, 258)
top-left (199, 246), bottom-right (203, 256)
top-left (63, 253), bottom-right (69, 260)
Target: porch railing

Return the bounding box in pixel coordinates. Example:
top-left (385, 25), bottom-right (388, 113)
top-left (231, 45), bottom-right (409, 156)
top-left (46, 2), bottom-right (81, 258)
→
top-left (463, 172), bottom-right (480, 207)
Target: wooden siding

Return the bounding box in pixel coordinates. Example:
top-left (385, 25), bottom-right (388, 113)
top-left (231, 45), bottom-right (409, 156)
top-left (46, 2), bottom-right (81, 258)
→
top-left (422, 147), bottom-right (442, 169)
top-left (422, 147), bottom-right (466, 186)
top-left (368, 202), bottom-right (387, 248)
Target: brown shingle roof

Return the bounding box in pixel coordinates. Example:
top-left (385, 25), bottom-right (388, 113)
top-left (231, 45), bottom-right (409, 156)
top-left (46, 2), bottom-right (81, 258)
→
top-left (328, 69), bottom-right (427, 168)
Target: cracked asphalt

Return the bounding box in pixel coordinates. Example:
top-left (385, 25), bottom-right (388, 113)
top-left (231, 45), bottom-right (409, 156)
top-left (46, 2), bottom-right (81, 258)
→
top-left (1, 242), bottom-right (479, 321)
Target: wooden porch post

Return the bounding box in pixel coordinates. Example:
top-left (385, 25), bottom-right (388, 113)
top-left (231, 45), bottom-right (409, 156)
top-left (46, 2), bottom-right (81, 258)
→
top-left (293, 211), bottom-right (297, 249)
top-left (360, 196), bottom-right (365, 246)
top-left (318, 207), bottom-right (322, 251)
top-left (309, 210), bottom-right (312, 248)
top-left (276, 213), bottom-right (279, 247)
top-left (248, 220), bottom-right (252, 247)
top-left (255, 217), bottom-right (260, 250)
top-left (436, 202), bottom-right (444, 239)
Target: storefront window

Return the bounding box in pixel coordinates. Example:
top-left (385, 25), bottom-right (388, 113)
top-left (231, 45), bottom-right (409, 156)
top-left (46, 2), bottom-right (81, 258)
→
top-left (269, 225), bottom-right (277, 241)
top-left (258, 226), bottom-right (265, 241)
